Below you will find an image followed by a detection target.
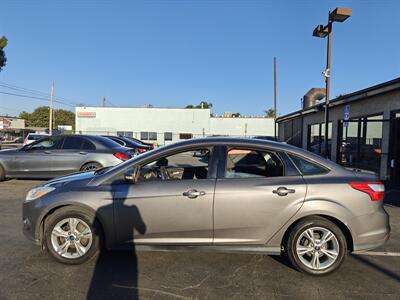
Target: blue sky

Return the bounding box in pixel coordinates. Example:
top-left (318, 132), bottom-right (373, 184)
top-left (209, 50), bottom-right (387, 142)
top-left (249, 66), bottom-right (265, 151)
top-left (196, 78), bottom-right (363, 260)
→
top-left (0, 0), bottom-right (399, 117)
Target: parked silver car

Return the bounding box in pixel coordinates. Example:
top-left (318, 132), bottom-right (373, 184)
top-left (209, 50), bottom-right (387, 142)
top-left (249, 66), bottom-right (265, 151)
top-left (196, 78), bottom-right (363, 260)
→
top-left (0, 134), bottom-right (133, 181)
top-left (22, 138), bottom-right (390, 275)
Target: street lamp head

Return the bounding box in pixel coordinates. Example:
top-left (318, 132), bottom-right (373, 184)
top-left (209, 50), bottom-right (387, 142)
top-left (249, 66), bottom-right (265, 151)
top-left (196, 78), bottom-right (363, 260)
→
top-left (313, 25), bottom-right (329, 38)
top-left (329, 7), bottom-right (352, 22)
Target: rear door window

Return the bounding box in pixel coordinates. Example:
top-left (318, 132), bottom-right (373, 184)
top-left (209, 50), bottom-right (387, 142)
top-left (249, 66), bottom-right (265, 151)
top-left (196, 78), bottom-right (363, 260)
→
top-left (224, 148), bottom-right (284, 178)
top-left (81, 140), bottom-right (96, 150)
top-left (288, 154), bottom-right (329, 175)
top-left (62, 136), bottom-right (84, 150)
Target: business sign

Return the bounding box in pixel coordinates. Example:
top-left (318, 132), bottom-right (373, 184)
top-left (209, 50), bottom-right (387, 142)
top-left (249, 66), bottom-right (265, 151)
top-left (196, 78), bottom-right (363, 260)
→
top-left (58, 125), bottom-right (73, 131)
top-left (77, 111), bottom-right (96, 118)
top-left (343, 105), bottom-right (350, 128)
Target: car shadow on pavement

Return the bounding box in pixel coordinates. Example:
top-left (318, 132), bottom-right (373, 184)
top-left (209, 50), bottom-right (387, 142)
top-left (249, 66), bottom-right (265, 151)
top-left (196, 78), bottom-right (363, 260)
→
top-left (87, 182), bottom-right (146, 300)
top-left (351, 254), bottom-right (400, 282)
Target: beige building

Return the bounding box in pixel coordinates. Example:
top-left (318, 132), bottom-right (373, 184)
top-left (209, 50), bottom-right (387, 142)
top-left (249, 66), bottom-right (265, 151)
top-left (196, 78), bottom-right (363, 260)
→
top-left (276, 77), bottom-right (400, 187)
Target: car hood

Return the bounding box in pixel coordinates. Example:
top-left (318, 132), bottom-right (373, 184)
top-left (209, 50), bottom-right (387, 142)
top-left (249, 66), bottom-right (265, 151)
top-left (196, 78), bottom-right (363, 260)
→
top-left (43, 171), bottom-right (96, 188)
top-left (0, 148), bottom-right (19, 155)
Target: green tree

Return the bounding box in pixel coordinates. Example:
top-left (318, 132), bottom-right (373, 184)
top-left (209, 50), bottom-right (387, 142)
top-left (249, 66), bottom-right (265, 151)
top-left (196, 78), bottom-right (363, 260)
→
top-left (185, 101), bottom-right (213, 109)
top-left (264, 108), bottom-right (275, 118)
top-left (54, 109), bottom-right (75, 129)
top-left (19, 106), bottom-right (75, 129)
top-left (0, 36), bottom-right (8, 72)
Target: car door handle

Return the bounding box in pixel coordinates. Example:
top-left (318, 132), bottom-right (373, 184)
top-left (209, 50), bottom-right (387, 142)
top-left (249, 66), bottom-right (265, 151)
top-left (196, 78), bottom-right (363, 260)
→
top-left (273, 187), bottom-right (295, 196)
top-left (182, 189), bottom-right (206, 199)
top-left (79, 151), bottom-right (87, 155)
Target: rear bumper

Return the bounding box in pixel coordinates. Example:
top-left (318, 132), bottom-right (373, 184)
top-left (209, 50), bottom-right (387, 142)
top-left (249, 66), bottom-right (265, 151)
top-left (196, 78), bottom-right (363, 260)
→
top-left (349, 207), bottom-right (390, 252)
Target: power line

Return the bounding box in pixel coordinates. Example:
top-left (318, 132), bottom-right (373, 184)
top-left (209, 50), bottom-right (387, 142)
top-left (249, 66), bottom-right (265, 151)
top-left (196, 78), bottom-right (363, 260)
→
top-left (0, 81), bottom-right (86, 106)
top-left (0, 105), bottom-right (21, 112)
top-left (0, 91), bottom-right (75, 107)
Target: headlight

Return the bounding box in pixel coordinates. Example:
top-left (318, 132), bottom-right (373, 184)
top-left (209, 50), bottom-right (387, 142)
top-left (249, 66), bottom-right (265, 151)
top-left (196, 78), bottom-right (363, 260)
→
top-left (25, 186), bottom-right (56, 202)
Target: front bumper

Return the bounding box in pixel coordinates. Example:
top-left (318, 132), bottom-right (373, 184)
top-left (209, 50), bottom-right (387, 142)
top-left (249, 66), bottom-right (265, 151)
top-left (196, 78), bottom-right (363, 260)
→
top-left (22, 198), bottom-right (46, 246)
top-left (349, 207), bottom-right (391, 252)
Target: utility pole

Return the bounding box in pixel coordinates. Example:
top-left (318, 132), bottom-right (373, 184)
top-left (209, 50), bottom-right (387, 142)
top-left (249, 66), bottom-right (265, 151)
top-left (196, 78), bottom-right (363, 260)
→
top-left (324, 18), bottom-right (332, 158)
top-left (49, 80), bottom-right (54, 135)
top-left (273, 57), bottom-right (277, 139)
top-left (103, 97), bottom-right (106, 107)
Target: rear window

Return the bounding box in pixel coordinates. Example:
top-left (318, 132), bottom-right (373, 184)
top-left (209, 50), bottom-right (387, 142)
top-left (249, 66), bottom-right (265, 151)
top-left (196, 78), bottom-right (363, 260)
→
top-left (288, 154), bottom-right (329, 175)
top-left (28, 134), bottom-right (47, 140)
top-left (94, 136), bottom-right (123, 148)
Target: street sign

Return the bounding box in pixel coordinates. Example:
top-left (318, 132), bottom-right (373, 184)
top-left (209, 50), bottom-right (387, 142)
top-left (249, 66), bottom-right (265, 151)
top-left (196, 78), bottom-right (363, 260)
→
top-left (343, 105), bottom-right (350, 128)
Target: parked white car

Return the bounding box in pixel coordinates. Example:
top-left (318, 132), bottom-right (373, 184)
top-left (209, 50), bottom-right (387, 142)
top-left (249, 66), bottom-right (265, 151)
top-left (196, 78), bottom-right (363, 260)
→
top-left (23, 133), bottom-right (49, 145)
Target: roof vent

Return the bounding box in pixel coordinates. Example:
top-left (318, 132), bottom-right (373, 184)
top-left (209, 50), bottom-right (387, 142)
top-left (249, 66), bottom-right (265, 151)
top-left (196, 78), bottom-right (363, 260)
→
top-left (303, 88), bottom-right (325, 109)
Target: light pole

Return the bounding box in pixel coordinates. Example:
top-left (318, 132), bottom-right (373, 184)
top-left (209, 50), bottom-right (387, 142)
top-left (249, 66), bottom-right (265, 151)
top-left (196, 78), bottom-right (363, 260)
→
top-left (313, 7), bottom-right (352, 158)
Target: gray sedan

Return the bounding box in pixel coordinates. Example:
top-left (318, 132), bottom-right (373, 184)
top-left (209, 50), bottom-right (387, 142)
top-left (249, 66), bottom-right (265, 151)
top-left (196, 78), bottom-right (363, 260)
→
top-left (22, 138), bottom-right (390, 275)
top-left (0, 134), bottom-right (133, 181)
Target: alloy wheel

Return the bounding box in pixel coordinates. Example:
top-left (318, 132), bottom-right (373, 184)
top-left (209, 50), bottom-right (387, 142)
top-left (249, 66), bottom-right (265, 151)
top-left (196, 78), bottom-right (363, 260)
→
top-left (295, 226), bottom-right (339, 271)
top-left (50, 217), bottom-right (93, 259)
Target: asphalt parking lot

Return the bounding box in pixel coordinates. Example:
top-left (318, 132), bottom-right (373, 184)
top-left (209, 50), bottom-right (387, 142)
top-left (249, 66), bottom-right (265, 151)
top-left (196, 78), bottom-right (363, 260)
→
top-left (0, 180), bottom-right (399, 300)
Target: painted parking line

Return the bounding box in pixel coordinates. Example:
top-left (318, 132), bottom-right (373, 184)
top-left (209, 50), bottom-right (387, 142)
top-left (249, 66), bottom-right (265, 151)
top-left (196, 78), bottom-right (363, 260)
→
top-left (354, 251), bottom-right (400, 257)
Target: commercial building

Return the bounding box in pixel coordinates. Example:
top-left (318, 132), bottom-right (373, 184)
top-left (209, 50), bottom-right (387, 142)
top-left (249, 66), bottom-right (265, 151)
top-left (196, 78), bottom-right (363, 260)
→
top-left (0, 116), bottom-right (26, 140)
top-left (276, 77), bottom-right (400, 187)
top-left (75, 106), bottom-right (275, 145)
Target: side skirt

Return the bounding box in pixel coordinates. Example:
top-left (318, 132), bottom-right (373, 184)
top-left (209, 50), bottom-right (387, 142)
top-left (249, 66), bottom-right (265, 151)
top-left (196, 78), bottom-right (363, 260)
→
top-left (132, 245), bottom-right (282, 255)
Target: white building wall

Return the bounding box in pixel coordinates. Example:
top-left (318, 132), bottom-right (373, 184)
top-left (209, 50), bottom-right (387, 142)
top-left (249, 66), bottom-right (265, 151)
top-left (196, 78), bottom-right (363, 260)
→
top-left (76, 106), bottom-right (275, 144)
top-left (209, 117), bottom-right (274, 137)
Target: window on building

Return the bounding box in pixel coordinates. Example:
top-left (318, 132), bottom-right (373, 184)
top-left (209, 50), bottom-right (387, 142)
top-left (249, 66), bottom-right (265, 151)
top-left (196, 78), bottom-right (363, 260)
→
top-left (164, 132), bottom-right (173, 141)
top-left (307, 122), bottom-right (332, 158)
top-left (338, 115), bottom-right (384, 174)
top-left (117, 131), bottom-right (133, 138)
top-left (225, 148), bottom-right (284, 178)
top-left (141, 132), bottom-right (157, 141)
top-left (125, 132), bottom-right (133, 138)
top-left (179, 133), bottom-right (193, 140)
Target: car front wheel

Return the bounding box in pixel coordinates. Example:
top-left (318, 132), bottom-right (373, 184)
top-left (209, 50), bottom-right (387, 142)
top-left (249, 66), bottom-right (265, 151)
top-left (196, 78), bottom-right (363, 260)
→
top-left (284, 216), bottom-right (347, 275)
top-left (44, 207), bottom-right (101, 264)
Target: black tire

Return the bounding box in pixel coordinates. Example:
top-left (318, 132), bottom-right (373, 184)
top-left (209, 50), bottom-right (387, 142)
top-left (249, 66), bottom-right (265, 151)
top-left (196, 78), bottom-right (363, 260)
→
top-left (0, 164), bottom-right (5, 182)
top-left (284, 216), bottom-right (347, 276)
top-left (80, 162), bottom-right (102, 172)
top-left (44, 207), bottom-right (102, 265)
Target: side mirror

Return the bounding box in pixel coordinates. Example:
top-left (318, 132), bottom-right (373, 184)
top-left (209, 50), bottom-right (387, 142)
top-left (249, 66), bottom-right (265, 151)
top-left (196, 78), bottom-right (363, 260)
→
top-left (124, 167), bottom-right (138, 184)
top-left (20, 145), bottom-right (29, 151)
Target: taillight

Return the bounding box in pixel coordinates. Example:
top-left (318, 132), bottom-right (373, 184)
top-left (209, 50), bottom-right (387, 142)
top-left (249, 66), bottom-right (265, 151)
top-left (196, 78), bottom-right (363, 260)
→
top-left (137, 148), bottom-right (147, 154)
top-left (349, 181), bottom-right (385, 201)
top-left (113, 152), bottom-right (130, 161)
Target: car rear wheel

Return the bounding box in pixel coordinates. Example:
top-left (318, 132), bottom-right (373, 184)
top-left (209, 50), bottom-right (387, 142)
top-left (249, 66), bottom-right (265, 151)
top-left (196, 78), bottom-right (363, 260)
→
top-left (80, 162), bottom-right (102, 172)
top-left (284, 216), bottom-right (347, 275)
top-left (44, 207), bottom-right (101, 264)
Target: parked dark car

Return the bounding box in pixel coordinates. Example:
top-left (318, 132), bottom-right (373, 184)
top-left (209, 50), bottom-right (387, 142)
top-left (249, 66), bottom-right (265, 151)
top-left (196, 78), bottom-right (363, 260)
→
top-left (124, 136), bottom-right (154, 149)
top-left (0, 134), bottom-right (134, 181)
top-left (102, 135), bottom-right (151, 155)
top-left (22, 138), bottom-right (389, 275)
